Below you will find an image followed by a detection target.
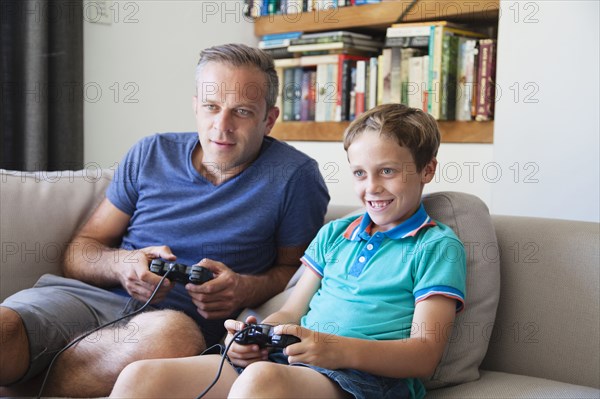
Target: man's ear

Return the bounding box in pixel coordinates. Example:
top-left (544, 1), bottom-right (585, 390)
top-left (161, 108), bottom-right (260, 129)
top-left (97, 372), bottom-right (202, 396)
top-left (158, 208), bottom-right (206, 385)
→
top-left (421, 157), bottom-right (437, 184)
top-left (263, 106), bottom-right (280, 136)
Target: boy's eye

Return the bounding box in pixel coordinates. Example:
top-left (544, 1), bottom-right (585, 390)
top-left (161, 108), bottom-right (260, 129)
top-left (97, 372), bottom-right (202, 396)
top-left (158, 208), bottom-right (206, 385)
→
top-left (381, 168), bottom-right (394, 175)
top-left (353, 170), bottom-right (365, 178)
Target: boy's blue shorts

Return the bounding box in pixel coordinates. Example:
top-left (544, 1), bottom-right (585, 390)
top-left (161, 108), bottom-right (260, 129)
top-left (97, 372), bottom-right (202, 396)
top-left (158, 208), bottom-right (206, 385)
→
top-left (227, 348), bottom-right (409, 399)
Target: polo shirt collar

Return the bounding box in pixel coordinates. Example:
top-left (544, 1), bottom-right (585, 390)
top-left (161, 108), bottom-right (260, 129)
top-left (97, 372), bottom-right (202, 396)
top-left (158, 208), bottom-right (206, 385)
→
top-left (343, 203), bottom-right (436, 241)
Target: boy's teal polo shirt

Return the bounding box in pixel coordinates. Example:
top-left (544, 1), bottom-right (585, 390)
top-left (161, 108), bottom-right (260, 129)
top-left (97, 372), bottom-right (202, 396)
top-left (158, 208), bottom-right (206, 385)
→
top-left (300, 203), bottom-right (466, 341)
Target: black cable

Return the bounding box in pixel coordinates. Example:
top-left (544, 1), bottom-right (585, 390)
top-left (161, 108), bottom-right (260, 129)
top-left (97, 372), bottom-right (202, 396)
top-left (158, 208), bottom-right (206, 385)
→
top-left (194, 327), bottom-right (251, 399)
top-left (36, 265), bottom-right (175, 399)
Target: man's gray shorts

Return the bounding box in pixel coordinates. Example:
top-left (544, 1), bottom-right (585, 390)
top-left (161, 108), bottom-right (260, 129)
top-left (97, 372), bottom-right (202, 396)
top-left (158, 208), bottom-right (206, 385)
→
top-left (2, 274), bottom-right (146, 382)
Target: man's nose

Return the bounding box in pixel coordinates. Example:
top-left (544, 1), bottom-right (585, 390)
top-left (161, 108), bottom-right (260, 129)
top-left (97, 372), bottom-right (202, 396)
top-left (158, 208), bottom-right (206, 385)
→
top-left (214, 110), bottom-right (234, 132)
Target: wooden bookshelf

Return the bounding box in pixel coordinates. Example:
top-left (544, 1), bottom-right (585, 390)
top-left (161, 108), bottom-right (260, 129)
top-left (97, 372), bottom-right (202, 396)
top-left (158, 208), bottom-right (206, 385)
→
top-left (270, 120), bottom-right (493, 143)
top-left (254, 1), bottom-right (500, 36)
top-left (256, 0), bottom-right (499, 144)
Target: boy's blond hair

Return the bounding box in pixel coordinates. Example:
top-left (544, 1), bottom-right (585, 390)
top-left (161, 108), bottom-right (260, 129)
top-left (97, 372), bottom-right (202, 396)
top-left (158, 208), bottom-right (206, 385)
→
top-left (343, 104), bottom-right (440, 172)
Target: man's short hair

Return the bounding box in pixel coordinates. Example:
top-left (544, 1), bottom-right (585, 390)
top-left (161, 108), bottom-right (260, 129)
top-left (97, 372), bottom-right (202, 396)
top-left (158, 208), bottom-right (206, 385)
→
top-left (196, 43), bottom-right (279, 111)
top-left (343, 103), bottom-right (441, 172)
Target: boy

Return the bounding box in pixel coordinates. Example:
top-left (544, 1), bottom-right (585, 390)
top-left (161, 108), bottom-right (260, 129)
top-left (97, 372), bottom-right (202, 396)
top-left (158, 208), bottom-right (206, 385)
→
top-left (109, 104), bottom-right (466, 399)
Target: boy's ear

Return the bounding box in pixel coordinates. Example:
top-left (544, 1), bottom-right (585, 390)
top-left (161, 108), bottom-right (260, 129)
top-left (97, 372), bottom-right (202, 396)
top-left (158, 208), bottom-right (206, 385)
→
top-left (421, 157), bottom-right (437, 184)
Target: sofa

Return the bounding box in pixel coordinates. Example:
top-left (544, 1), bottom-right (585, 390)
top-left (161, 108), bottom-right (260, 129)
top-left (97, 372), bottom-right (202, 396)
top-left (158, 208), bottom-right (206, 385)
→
top-left (1, 168), bottom-right (599, 399)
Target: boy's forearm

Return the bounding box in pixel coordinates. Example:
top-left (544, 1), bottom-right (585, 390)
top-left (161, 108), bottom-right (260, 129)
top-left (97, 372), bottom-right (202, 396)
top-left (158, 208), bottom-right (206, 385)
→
top-left (339, 336), bottom-right (442, 379)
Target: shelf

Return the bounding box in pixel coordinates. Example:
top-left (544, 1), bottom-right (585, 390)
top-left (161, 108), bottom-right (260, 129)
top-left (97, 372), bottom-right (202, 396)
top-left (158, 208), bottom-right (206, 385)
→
top-left (254, 1), bottom-right (499, 36)
top-left (258, 1), bottom-right (499, 145)
top-left (270, 120), bottom-right (493, 143)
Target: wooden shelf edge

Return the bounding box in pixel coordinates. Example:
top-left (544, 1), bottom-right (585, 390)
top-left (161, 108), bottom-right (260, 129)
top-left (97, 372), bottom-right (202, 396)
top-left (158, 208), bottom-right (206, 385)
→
top-left (270, 121), bottom-right (494, 143)
top-left (254, 1), bottom-right (499, 36)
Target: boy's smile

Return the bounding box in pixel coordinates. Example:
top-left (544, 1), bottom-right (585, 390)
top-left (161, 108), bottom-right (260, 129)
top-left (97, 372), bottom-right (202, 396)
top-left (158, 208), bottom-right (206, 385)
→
top-left (347, 131), bottom-right (436, 232)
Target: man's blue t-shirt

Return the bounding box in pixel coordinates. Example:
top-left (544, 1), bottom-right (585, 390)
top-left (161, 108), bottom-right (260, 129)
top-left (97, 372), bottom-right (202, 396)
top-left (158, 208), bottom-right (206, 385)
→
top-left (106, 133), bottom-right (329, 343)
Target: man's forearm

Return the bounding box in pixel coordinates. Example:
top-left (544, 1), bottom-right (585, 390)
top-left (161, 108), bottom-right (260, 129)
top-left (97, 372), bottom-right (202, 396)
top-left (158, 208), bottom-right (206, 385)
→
top-left (62, 236), bottom-right (128, 288)
top-left (238, 265), bottom-right (298, 309)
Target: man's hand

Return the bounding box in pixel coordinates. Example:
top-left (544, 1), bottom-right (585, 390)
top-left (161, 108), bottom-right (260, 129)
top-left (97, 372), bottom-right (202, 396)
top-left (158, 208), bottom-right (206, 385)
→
top-left (116, 246), bottom-right (176, 304)
top-left (224, 317), bottom-right (269, 367)
top-left (186, 259), bottom-right (244, 319)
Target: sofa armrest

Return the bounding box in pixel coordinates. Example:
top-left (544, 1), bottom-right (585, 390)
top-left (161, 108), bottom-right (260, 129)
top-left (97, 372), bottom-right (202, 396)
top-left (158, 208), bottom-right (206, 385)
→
top-left (483, 215), bottom-right (600, 389)
top-left (0, 169), bottom-right (112, 302)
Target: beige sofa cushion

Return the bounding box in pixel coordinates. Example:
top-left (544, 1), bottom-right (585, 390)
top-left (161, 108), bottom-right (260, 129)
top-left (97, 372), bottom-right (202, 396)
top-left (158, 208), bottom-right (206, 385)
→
top-left (427, 370), bottom-right (600, 399)
top-left (483, 215), bottom-right (600, 389)
top-left (421, 192), bottom-right (501, 389)
top-left (0, 168), bottom-right (112, 301)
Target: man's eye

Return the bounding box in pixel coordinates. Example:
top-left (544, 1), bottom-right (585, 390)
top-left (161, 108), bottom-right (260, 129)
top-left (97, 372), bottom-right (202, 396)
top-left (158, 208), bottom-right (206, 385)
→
top-left (204, 104), bottom-right (218, 111)
top-left (237, 109), bottom-right (251, 116)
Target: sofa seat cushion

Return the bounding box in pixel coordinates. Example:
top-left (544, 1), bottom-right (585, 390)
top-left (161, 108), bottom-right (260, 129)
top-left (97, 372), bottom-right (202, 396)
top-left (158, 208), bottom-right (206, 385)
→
top-left (427, 370), bottom-right (600, 399)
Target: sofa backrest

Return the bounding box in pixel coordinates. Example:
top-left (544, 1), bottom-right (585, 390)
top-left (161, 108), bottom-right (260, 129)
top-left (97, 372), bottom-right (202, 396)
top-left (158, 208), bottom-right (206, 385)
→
top-left (0, 168), bottom-right (112, 301)
top-left (483, 215), bottom-right (600, 389)
top-left (421, 191), bottom-right (501, 389)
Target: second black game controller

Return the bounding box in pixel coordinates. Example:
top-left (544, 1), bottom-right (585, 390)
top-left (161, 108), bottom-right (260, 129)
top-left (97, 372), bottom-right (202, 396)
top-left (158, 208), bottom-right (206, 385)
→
top-left (234, 323), bottom-right (301, 349)
top-left (149, 259), bottom-right (213, 285)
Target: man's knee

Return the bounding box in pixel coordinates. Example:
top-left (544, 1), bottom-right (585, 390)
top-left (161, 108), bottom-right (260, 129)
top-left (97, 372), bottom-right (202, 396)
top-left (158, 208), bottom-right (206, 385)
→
top-left (128, 310), bottom-right (205, 358)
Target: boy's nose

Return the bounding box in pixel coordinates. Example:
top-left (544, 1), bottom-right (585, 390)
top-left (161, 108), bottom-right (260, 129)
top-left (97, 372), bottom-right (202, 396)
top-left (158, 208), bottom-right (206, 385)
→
top-left (366, 177), bottom-right (383, 194)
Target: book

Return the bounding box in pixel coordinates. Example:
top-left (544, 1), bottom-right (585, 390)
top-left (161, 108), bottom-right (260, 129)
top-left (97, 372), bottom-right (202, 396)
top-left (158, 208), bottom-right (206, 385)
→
top-left (355, 60), bottom-right (366, 116)
top-left (282, 67), bottom-right (296, 121)
top-left (378, 48), bottom-right (392, 104)
top-left (455, 38), bottom-right (478, 121)
top-left (407, 56), bottom-right (428, 110)
top-left (384, 35), bottom-right (429, 48)
top-left (400, 48), bottom-right (424, 105)
top-left (429, 26), bottom-right (487, 119)
top-left (337, 54), bottom-right (369, 121)
top-left (475, 39), bottom-right (497, 121)
top-left (288, 41), bottom-right (381, 54)
top-left (295, 30), bottom-right (373, 41)
top-left (368, 57), bottom-right (378, 109)
top-left (440, 34), bottom-right (459, 120)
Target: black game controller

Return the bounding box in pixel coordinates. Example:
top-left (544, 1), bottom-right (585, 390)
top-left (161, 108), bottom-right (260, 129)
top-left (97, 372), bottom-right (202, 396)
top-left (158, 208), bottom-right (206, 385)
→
top-left (149, 259), bottom-right (213, 285)
top-left (234, 323), bottom-right (301, 349)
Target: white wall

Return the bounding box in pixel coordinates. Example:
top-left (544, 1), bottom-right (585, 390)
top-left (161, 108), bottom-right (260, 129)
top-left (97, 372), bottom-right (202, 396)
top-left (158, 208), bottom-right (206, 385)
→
top-left (289, 141), bottom-right (494, 208)
top-left (491, 0), bottom-right (599, 222)
top-left (84, 0), bottom-right (257, 168)
top-left (84, 1), bottom-right (599, 222)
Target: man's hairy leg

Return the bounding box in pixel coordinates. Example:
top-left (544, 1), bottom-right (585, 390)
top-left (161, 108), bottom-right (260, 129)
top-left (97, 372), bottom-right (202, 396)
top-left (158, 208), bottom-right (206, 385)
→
top-left (41, 310), bottom-right (205, 397)
top-left (0, 307), bottom-right (30, 385)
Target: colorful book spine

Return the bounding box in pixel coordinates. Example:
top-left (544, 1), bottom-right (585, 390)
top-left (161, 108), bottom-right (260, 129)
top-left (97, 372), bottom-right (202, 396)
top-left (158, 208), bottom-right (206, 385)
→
top-left (355, 60), bottom-right (366, 117)
top-left (475, 39), bottom-right (496, 121)
top-left (455, 38), bottom-right (477, 121)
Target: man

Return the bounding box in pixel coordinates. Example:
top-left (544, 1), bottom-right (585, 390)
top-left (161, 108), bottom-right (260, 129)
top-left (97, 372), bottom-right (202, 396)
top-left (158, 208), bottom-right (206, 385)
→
top-left (0, 43), bottom-right (329, 397)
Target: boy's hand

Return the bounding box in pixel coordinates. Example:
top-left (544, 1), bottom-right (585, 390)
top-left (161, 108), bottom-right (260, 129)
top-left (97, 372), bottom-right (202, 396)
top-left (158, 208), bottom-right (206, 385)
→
top-left (275, 324), bottom-right (342, 370)
top-left (224, 316), bottom-right (269, 367)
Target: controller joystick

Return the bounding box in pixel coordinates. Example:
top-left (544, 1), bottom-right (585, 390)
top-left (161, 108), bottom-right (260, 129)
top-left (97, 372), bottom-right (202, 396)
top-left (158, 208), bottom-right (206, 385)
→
top-left (149, 259), bottom-right (213, 285)
top-left (234, 323), bottom-right (301, 349)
